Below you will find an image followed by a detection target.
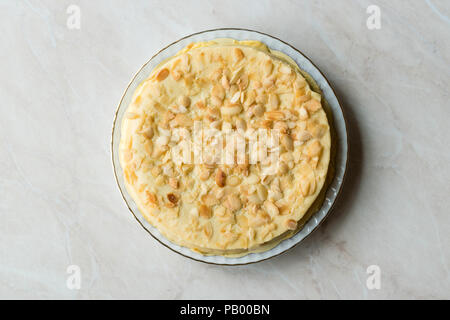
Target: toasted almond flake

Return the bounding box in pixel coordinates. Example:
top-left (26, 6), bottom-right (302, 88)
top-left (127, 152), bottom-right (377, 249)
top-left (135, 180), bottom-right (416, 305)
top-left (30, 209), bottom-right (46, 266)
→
top-left (306, 140), bottom-right (322, 157)
top-left (304, 98), bottom-right (321, 112)
top-left (256, 185), bottom-right (268, 201)
top-left (294, 78), bottom-right (306, 90)
top-left (195, 100), bottom-right (206, 109)
top-left (264, 111), bottom-right (285, 121)
top-left (155, 135), bottom-right (169, 146)
top-left (281, 134), bottom-right (293, 151)
top-left (280, 65), bottom-right (292, 74)
top-left (214, 187), bottom-right (225, 199)
top-left (203, 222), bottom-right (213, 238)
top-left (246, 174), bottom-right (260, 184)
top-left (155, 68), bottom-right (169, 81)
top-left (172, 114), bottom-right (193, 127)
top-left (268, 94), bottom-right (279, 110)
top-left (167, 193), bottom-right (178, 205)
top-left (233, 48), bottom-right (245, 62)
top-left (151, 166), bottom-right (161, 177)
top-left (140, 127), bottom-right (154, 139)
top-left (277, 162), bottom-right (289, 175)
top-left (263, 60), bottom-right (273, 76)
top-left (171, 69), bottom-right (182, 81)
top-left (230, 91), bottom-right (241, 104)
top-left (262, 77), bottom-right (274, 90)
top-left (169, 177), bottom-right (178, 189)
top-left (211, 95), bottom-right (223, 107)
top-left (299, 106), bottom-right (309, 120)
top-left (221, 105), bottom-right (242, 116)
top-left (215, 168), bottom-right (226, 187)
top-left (123, 150), bottom-right (133, 162)
top-left (227, 175), bottom-right (241, 187)
top-left (286, 219), bottom-right (297, 230)
top-left (178, 95), bottom-right (191, 108)
top-left (221, 74), bottom-right (230, 89)
top-left (224, 194), bottom-right (242, 212)
top-left (199, 204), bottom-right (212, 219)
top-left (264, 200), bottom-right (279, 217)
top-left (252, 104), bottom-right (264, 117)
top-left (299, 131), bottom-right (313, 142)
top-left (211, 84), bottom-right (225, 100)
top-left (300, 178), bottom-right (310, 197)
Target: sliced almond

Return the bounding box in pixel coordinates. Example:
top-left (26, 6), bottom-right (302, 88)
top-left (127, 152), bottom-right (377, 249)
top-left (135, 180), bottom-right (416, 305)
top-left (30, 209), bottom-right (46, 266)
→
top-left (199, 204), bottom-right (212, 219)
top-left (268, 94), bottom-right (279, 110)
top-left (203, 222), bottom-right (213, 239)
top-left (281, 134), bottom-right (294, 151)
top-left (263, 60), bottom-right (273, 76)
top-left (306, 140), bottom-right (322, 157)
top-left (221, 74), bottom-right (230, 89)
top-left (264, 200), bottom-right (279, 217)
top-left (224, 194), bottom-right (242, 212)
top-left (304, 99), bottom-right (321, 113)
top-left (221, 105), bottom-right (242, 116)
top-left (233, 48), bottom-right (245, 62)
top-left (155, 68), bottom-right (169, 82)
top-left (178, 95), bottom-right (191, 108)
top-left (169, 177), bottom-right (178, 189)
top-left (280, 65), bottom-right (292, 74)
top-left (230, 91), bottom-right (241, 104)
top-left (286, 219), bottom-right (297, 230)
top-left (264, 111), bottom-right (285, 121)
top-left (299, 106), bottom-right (309, 120)
top-left (227, 175), bottom-right (241, 187)
top-left (215, 168), bottom-right (226, 187)
top-left (211, 84), bottom-right (225, 100)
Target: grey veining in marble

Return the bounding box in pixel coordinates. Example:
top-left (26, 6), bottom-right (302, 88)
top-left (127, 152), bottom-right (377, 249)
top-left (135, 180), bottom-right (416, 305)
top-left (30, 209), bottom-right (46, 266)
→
top-left (0, 0), bottom-right (449, 299)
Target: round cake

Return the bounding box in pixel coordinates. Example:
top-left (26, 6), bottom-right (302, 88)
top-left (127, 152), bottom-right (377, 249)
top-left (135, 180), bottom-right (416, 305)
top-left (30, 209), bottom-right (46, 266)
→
top-left (119, 39), bottom-right (331, 255)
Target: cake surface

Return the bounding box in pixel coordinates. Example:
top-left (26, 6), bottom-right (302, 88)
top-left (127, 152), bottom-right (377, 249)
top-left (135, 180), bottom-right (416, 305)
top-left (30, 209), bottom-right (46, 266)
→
top-left (119, 39), bottom-right (331, 255)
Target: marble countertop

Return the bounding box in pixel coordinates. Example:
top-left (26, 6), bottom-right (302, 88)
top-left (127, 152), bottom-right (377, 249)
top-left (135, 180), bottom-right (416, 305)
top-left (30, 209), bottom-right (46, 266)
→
top-left (1, 0), bottom-right (449, 299)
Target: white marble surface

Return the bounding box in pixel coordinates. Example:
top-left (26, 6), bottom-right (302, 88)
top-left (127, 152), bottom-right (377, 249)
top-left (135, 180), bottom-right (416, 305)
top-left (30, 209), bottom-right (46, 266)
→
top-left (0, 0), bottom-right (449, 299)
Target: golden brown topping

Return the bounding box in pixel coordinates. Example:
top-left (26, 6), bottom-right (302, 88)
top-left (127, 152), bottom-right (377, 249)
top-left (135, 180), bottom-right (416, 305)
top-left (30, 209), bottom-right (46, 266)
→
top-left (203, 222), bottom-right (213, 238)
top-left (299, 131), bottom-right (313, 142)
top-left (304, 99), bottom-right (321, 113)
top-left (167, 193), bottom-right (179, 205)
top-left (233, 48), bottom-right (245, 62)
top-left (281, 134), bottom-right (294, 151)
top-left (264, 111), bottom-right (285, 121)
top-left (263, 60), bottom-right (273, 76)
top-left (264, 200), bottom-right (279, 217)
top-left (199, 204), bottom-right (212, 219)
top-left (215, 168), bottom-right (226, 187)
top-left (268, 94), bottom-right (279, 110)
top-left (299, 106), bottom-right (309, 120)
top-left (306, 140), bottom-right (322, 158)
top-left (221, 105), bottom-right (242, 116)
top-left (155, 68), bottom-right (169, 82)
top-left (178, 95), bottom-right (191, 108)
top-left (140, 127), bottom-right (154, 139)
top-left (146, 191), bottom-right (158, 207)
top-left (227, 175), bottom-right (241, 187)
top-left (221, 74), bottom-right (230, 89)
top-left (211, 83), bottom-right (225, 100)
top-left (224, 194), bottom-right (242, 212)
top-left (169, 177), bottom-right (178, 189)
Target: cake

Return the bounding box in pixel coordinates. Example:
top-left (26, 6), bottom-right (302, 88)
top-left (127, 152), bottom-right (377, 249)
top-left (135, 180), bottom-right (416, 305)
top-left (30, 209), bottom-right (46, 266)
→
top-left (119, 39), bottom-right (331, 255)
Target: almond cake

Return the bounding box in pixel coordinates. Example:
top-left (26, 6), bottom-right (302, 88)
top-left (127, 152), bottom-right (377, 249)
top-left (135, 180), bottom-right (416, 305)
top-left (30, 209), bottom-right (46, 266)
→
top-left (119, 39), bottom-right (331, 256)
